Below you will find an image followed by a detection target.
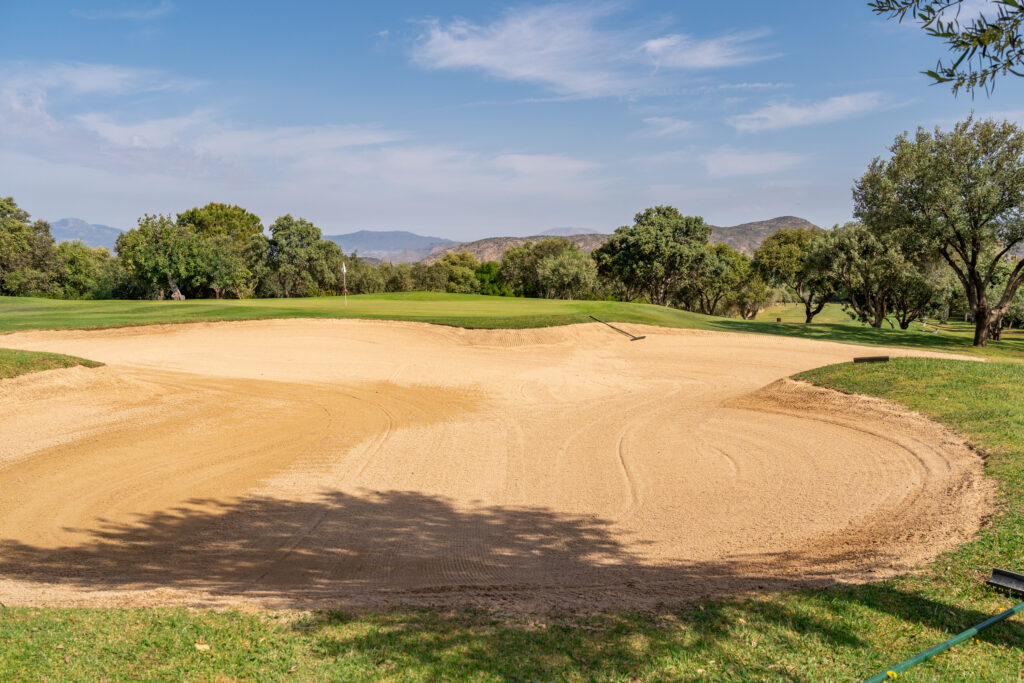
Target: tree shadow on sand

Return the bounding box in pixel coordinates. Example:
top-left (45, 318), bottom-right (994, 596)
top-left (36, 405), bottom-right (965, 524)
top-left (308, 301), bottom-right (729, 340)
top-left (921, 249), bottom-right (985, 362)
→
top-left (4, 491), bottom-right (1024, 679)
top-left (0, 489), bottom-right (967, 613)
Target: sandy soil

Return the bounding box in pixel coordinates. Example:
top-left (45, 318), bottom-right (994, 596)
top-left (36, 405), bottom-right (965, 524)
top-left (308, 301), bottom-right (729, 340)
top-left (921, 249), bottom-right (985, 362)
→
top-left (0, 320), bottom-right (992, 612)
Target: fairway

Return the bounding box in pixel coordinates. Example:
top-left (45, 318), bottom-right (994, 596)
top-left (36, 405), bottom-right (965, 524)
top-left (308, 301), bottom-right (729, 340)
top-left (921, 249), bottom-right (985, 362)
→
top-left (0, 319), bottom-right (991, 611)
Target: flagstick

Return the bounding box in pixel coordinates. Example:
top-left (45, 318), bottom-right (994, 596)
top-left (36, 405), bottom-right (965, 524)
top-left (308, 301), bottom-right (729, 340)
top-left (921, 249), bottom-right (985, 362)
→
top-left (342, 262), bottom-right (348, 306)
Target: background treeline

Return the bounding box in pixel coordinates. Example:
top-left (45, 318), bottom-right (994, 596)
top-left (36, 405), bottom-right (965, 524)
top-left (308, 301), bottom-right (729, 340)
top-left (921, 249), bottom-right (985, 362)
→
top-left (2, 196), bottom-right (1021, 338)
top-left (2, 117), bottom-right (1023, 345)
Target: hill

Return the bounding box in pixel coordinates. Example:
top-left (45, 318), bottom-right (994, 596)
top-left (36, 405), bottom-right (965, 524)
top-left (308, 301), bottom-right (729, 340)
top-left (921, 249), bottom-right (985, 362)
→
top-left (709, 216), bottom-right (822, 254)
top-left (421, 216), bottom-right (821, 263)
top-left (538, 227), bottom-right (601, 237)
top-left (422, 233), bottom-right (608, 264)
top-left (49, 218), bottom-right (123, 250)
top-left (323, 230), bottom-right (455, 262)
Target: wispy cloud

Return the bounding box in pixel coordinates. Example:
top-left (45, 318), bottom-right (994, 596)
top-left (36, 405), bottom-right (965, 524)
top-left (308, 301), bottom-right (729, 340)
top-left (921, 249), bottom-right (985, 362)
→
top-left (412, 4), bottom-right (776, 98)
top-left (0, 61), bottom-right (613, 235)
top-left (702, 147), bottom-right (806, 177)
top-left (729, 91), bottom-right (886, 132)
top-left (642, 30), bottom-right (777, 69)
top-left (1, 61), bottom-right (200, 95)
top-left (641, 117), bottom-right (695, 137)
top-left (74, 0), bottom-right (174, 21)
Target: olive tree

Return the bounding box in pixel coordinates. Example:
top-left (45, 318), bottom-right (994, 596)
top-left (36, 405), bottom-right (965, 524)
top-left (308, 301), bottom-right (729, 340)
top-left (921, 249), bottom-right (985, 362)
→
top-left (871, 0), bottom-right (1024, 94)
top-left (592, 206), bottom-right (711, 306)
top-left (854, 118), bottom-right (1024, 346)
top-left (0, 197), bottom-right (60, 296)
top-left (753, 228), bottom-right (835, 323)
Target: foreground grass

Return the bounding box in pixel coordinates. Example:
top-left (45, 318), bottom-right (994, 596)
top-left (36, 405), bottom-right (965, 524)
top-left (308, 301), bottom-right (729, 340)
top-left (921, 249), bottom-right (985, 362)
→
top-left (4, 293), bottom-right (1023, 360)
top-left (3, 358), bottom-right (1024, 680)
top-left (0, 348), bottom-right (101, 380)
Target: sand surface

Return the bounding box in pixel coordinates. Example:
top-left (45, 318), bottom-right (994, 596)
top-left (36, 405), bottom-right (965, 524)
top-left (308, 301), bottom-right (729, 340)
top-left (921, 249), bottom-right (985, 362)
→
top-left (0, 319), bottom-right (992, 612)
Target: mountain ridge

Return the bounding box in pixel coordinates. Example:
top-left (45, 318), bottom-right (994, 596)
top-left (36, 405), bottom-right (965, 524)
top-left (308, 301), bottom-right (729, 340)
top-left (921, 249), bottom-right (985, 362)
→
top-left (49, 218), bottom-right (124, 250)
top-left (422, 216), bottom-right (823, 264)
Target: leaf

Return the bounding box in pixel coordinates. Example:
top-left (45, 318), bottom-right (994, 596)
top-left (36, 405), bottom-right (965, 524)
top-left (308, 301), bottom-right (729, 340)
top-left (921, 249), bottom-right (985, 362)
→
top-left (194, 642), bottom-right (211, 652)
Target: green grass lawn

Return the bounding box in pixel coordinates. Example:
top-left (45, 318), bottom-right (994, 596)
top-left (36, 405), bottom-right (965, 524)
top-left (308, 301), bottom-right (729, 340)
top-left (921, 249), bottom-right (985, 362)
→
top-left (4, 293), bottom-right (1023, 361)
top-left (0, 348), bottom-right (102, 380)
top-left (3, 299), bottom-right (1024, 680)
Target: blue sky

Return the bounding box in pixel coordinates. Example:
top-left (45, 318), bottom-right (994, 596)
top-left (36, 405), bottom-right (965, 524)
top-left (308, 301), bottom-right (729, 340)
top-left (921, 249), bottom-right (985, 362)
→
top-left (4, 1), bottom-right (1024, 240)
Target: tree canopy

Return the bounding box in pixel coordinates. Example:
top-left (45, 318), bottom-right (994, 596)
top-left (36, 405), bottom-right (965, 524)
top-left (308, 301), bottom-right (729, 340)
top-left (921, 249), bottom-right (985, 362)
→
top-left (0, 197), bottom-right (60, 297)
top-left (592, 206), bottom-right (711, 306)
top-left (854, 117), bottom-right (1024, 345)
top-left (871, 0), bottom-right (1024, 93)
top-left (753, 228), bottom-right (834, 323)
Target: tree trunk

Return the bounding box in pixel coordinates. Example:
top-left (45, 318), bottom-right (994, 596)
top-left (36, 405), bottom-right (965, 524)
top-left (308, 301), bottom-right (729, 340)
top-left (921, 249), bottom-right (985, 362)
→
top-left (973, 310), bottom-right (991, 347)
top-left (989, 315), bottom-right (1004, 341)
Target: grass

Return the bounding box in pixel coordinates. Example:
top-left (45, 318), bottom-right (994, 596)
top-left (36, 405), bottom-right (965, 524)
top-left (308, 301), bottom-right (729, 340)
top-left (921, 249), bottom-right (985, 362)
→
top-left (3, 298), bottom-right (1024, 679)
top-left (3, 293), bottom-right (1023, 361)
top-left (0, 348), bottom-right (102, 380)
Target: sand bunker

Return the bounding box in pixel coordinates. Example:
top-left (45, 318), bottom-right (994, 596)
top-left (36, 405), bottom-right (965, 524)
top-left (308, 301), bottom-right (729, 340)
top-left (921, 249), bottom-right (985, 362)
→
top-left (0, 319), bottom-right (991, 611)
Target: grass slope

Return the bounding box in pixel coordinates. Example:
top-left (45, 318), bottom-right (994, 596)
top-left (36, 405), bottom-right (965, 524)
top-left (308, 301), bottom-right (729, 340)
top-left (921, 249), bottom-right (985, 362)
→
top-left (4, 294), bottom-right (1023, 360)
top-left (2, 359), bottom-right (1024, 679)
top-left (0, 348), bottom-right (101, 380)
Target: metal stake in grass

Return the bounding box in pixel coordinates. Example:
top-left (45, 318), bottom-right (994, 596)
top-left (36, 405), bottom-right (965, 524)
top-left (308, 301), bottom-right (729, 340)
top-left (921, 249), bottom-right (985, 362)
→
top-left (588, 315), bottom-right (645, 341)
top-left (863, 568), bottom-right (1024, 682)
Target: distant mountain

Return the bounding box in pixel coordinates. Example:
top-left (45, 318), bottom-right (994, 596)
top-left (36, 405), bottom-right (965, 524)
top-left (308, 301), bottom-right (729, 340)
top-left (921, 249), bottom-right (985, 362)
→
top-left (49, 218), bottom-right (123, 250)
top-left (709, 216), bottom-right (822, 255)
top-left (538, 227), bottom-right (600, 237)
top-left (422, 234), bottom-right (608, 264)
top-left (323, 230), bottom-right (455, 263)
top-left (420, 216), bottom-right (821, 264)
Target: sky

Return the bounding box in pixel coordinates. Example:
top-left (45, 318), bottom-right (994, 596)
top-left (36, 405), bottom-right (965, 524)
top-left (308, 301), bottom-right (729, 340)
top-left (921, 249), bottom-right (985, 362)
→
top-left (4, 0), bottom-right (1024, 240)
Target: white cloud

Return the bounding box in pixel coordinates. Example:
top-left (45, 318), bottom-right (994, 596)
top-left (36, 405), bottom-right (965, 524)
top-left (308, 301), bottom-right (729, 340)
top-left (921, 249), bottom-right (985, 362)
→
top-left (642, 30), bottom-right (776, 69)
top-left (702, 147), bottom-right (806, 177)
top-left (2, 62), bottom-right (199, 96)
top-left (0, 63), bottom-right (614, 236)
top-left (412, 4), bottom-right (775, 97)
top-left (641, 117), bottom-right (695, 137)
top-left (74, 0), bottom-right (174, 20)
top-left (729, 91), bottom-right (886, 132)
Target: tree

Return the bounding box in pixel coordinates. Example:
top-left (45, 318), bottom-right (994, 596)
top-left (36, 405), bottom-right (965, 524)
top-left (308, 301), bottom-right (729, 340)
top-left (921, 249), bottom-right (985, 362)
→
top-left (178, 203), bottom-right (264, 298)
top-left (854, 118), bottom-right (1024, 346)
top-left (380, 262), bottom-right (414, 292)
top-left (177, 203), bottom-right (263, 244)
top-left (871, 0), bottom-right (1024, 93)
top-left (753, 228), bottom-right (835, 323)
top-left (535, 247), bottom-right (597, 299)
top-left (592, 206), bottom-right (711, 306)
top-left (822, 222), bottom-right (904, 328)
top-left (437, 252), bottom-right (481, 294)
top-left (411, 261), bottom-right (449, 291)
top-left (56, 240), bottom-right (116, 299)
top-left (116, 214), bottom-right (207, 300)
top-left (732, 266), bottom-right (772, 320)
top-left (1007, 278), bottom-right (1024, 328)
top-left (889, 260), bottom-right (945, 329)
top-left (0, 197), bottom-right (60, 296)
top-left (263, 215), bottom-right (339, 297)
top-left (474, 261), bottom-right (512, 296)
top-left (201, 234), bottom-right (254, 299)
top-left (498, 238), bottom-right (574, 297)
top-left (674, 243), bottom-right (741, 315)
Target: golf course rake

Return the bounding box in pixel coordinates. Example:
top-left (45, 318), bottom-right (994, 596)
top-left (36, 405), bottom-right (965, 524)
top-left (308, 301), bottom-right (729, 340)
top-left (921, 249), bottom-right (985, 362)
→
top-left (863, 568), bottom-right (1024, 681)
top-left (589, 315), bottom-right (646, 341)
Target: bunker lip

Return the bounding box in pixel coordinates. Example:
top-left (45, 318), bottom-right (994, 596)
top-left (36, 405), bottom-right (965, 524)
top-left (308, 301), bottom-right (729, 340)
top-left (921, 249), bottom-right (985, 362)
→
top-left (0, 319), bottom-right (993, 612)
